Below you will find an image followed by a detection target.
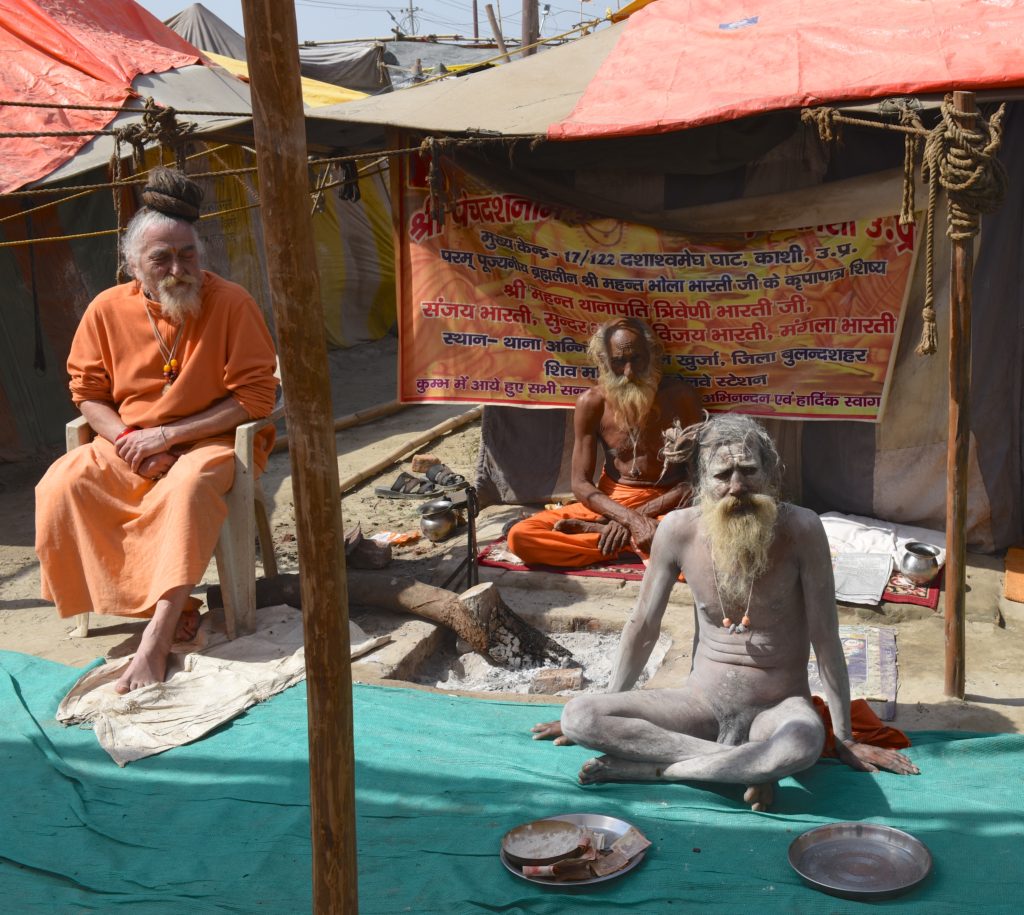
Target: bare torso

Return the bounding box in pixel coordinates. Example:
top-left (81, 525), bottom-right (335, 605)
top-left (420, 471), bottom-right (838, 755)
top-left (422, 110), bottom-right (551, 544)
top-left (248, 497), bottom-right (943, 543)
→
top-left (594, 377), bottom-right (698, 487)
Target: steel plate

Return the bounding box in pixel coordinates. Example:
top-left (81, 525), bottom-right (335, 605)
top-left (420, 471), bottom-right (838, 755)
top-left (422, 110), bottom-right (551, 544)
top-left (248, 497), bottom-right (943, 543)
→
top-left (789, 823), bottom-right (932, 900)
top-left (499, 813), bottom-right (647, 887)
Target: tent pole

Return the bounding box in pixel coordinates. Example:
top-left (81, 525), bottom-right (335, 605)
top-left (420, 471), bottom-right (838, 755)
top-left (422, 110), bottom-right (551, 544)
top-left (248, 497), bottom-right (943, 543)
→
top-left (944, 90), bottom-right (976, 700)
top-left (521, 0), bottom-right (539, 56)
top-left (486, 4), bottom-right (512, 62)
top-left (240, 2), bottom-right (358, 911)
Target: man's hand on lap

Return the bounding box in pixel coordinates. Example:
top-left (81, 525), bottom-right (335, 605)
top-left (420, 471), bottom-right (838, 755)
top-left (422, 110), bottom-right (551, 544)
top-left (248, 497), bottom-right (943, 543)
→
top-left (598, 520), bottom-right (631, 556)
top-left (627, 513), bottom-right (659, 553)
top-left (115, 426), bottom-right (172, 471)
top-left (836, 738), bottom-right (920, 775)
top-left (137, 453), bottom-right (178, 480)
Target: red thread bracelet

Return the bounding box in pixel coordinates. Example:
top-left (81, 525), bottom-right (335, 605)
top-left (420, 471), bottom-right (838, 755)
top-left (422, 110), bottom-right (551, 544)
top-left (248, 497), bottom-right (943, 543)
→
top-left (115, 425), bottom-right (139, 441)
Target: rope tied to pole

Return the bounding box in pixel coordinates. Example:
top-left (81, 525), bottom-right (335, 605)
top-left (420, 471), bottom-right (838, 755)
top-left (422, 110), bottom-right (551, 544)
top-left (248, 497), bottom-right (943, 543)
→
top-left (915, 96), bottom-right (1008, 355)
top-left (801, 106), bottom-right (840, 145)
top-left (422, 136), bottom-right (448, 231)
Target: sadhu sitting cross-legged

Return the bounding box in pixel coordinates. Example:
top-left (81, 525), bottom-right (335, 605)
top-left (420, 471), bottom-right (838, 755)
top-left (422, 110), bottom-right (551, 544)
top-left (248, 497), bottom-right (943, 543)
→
top-left (531, 414), bottom-right (919, 811)
top-left (34, 168), bottom-right (278, 695)
top-left (507, 317), bottom-right (704, 568)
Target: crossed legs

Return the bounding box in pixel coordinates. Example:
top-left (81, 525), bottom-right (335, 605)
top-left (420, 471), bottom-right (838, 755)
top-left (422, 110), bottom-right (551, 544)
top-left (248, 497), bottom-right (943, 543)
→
top-left (560, 686), bottom-right (825, 811)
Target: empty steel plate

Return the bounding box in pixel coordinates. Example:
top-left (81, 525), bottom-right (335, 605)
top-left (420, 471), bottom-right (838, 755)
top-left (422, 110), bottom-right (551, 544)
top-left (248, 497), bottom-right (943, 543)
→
top-left (789, 822), bottom-right (932, 900)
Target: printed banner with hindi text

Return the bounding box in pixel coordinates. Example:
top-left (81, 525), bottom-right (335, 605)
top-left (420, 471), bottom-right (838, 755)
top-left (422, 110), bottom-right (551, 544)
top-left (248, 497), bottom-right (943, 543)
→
top-left (398, 157), bottom-right (917, 421)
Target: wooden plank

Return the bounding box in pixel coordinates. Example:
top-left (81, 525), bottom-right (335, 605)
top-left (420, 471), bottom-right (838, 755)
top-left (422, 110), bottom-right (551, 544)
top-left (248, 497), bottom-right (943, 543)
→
top-left (944, 90), bottom-right (976, 700)
top-left (240, 2), bottom-right (358, 910)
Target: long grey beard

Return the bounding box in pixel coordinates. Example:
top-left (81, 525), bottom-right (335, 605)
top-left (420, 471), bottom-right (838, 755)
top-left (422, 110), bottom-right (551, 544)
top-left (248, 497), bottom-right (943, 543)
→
top-left (156, 275), bottom-right (202, 324)
top-left (701, 492), bottom-right (778, 607)
top-left (600, 369), bottom-right (659, 439)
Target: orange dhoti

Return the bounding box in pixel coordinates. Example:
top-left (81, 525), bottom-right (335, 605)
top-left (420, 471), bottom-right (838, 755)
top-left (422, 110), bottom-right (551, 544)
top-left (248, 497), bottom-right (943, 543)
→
top-left (36, 435), bottom-right (237, 619)
top-left (506, 474), bottom-right (669, 568)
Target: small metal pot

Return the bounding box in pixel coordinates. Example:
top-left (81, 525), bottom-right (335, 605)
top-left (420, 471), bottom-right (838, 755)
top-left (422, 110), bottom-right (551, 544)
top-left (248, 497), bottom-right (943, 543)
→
top-left (899, 541), bottom-right (941, 585)
top-left (419, 498), bottom-right (458, 543)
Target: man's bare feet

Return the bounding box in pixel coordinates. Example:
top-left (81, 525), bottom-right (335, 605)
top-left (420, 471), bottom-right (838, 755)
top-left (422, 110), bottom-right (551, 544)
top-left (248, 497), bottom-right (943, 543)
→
top-left (553, 518), bottom-right (607, 535)
top-left (742, 783), bottom-right (775, 812)
top-left (579, 755), bottom-right (659, 784)
top-left (114, 634), bottom-right (171, 693)
top-left (174, 607), bottom-right (201, 642)
top-left (531, 720), bottom-right (574, 745)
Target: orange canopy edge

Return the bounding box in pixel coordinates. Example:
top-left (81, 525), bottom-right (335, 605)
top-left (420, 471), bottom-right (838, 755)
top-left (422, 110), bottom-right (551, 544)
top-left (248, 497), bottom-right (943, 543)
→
top-left (0, 0), bottom-right (202, 193)
top-left (551, 0), bottom-right (1024, 140)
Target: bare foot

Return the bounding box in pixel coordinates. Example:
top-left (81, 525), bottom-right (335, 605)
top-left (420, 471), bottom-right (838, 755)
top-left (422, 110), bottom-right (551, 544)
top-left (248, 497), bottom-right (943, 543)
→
top-left (114, 637), bottom-right (171, 694)
top-left (579, 755), bottom-right (660, 784)
top-left (742, 782), bottom-right (775, 812)
top-left (553, 518), bottom-right (607, 535)
top-left (174, 607), bottom-right (201, 642)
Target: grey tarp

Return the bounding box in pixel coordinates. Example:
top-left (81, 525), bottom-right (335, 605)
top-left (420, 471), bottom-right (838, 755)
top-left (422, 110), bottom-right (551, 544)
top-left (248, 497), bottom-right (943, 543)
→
top-left (163, 3), bottom-right (247, 61)
top-left (165, 3), bottom-right (391, 94)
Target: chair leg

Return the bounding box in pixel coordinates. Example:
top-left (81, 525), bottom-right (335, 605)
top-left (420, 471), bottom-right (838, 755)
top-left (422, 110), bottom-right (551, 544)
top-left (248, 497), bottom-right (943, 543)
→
top-left (254, 485), bottom-right (278, 580)
top-left (74, 612), bottom-right (90, 637)
top-left (216, 478), bottom-right (258, 640)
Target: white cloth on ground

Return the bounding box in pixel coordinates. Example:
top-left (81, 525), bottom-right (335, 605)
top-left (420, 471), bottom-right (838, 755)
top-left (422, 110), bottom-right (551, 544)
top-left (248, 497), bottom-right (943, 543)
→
top-left (820, 511), bottom-right (946, 566)
top-left (56, 604), bottom-right (390, 766)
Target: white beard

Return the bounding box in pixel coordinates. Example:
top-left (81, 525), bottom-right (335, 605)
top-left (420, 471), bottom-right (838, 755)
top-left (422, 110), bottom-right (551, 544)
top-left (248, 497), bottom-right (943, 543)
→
top-left (155, 274), bottom-right (202, 324)
top-left (701, 491), bottom-right (779, 607)
top-left (599, 367), bottom-right (660, 440)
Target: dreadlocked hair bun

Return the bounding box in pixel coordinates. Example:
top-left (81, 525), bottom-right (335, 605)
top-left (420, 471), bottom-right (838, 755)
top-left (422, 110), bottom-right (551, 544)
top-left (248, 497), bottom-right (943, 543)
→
top-left (141, 167), bottom-right (203, 223)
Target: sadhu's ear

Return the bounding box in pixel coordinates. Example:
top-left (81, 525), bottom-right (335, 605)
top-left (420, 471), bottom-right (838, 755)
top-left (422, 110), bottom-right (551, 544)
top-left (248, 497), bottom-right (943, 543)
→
top-left (660, 412), bottom-right (709, 466)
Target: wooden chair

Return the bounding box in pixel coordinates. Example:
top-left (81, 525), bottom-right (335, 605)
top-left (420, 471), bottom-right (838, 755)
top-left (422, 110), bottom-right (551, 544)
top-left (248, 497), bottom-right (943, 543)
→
top-left (65, 406), bottom-right (282, 641)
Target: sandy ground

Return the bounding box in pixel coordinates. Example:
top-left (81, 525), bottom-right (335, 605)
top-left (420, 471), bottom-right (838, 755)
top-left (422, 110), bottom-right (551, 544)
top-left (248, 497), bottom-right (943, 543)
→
top-left (2, 334), bottom-right (1023, 736)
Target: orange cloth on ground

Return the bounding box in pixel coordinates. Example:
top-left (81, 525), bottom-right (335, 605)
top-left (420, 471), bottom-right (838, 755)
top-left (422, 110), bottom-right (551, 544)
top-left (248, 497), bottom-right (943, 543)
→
top-left (1004, 545), bottom-right (1024, 603)
top-left (35, 272), bottom-right (278, 619)
top-left (813, 696), bottom-right (912, 758)
top-left (506, 473), bottom-right (671, 568)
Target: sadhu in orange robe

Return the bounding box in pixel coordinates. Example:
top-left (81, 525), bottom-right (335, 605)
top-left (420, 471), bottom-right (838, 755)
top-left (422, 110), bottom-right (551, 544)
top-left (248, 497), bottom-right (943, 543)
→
top-left (35, 271), bottom-right (278, 620)
top-left (507, 473), bottom-right (672, 568)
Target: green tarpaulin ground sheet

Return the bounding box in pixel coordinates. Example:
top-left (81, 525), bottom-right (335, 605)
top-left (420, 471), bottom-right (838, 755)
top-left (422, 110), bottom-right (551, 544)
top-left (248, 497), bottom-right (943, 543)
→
top-left (1, 649), bottom-right (1022, 913)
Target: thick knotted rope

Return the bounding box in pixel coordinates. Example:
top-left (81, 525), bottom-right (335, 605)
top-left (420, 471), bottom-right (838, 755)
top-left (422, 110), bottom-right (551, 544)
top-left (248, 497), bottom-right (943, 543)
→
top-left (915, 97), bottom-right (1007, 355)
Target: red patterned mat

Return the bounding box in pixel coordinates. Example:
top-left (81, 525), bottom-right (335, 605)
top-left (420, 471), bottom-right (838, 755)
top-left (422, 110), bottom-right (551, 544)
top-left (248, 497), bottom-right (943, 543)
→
top-left (476, 539), bottom-right (647, 580)
top-left (883, 568), bottom-right (943, 610)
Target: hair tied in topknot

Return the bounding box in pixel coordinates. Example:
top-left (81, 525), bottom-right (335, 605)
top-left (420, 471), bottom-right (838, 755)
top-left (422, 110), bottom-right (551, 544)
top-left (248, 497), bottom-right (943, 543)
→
top-left (141, 167), bottom-right (204, 223)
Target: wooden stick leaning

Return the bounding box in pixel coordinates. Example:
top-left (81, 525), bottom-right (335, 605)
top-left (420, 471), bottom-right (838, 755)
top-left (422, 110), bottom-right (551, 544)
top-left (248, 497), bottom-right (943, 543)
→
top-left (338, 405), bottom-right (483, 495)
top-left (272, 399), bottom-right (408, 454)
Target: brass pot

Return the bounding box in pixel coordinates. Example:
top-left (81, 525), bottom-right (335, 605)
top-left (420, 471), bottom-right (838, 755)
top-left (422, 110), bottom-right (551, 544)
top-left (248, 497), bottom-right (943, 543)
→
top-left (419, 499), bottom-right (458, 543)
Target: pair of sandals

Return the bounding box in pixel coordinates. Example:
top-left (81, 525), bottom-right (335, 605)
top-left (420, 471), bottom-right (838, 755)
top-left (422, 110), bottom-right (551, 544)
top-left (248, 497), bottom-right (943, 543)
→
top-left (375, 463), bottom-right (467, 499)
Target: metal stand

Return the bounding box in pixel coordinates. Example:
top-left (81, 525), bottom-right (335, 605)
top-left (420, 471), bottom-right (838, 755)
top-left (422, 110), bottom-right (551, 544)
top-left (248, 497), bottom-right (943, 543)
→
top-left (442, 485), bottom-right (479, 592)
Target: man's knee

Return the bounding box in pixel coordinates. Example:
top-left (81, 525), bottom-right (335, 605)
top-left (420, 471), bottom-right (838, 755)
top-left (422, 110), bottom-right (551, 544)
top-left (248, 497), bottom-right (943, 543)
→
top-left (559, 694), bottom-right (604, 744)
top-left (762, 717), bottom-right (825, 776)
top-left (506, 516), bottom-right (549, 558)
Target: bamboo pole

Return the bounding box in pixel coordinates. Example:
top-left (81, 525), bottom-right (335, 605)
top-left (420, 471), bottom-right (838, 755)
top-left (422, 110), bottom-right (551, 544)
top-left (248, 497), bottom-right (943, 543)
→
top-left (485, 4), bottom-right (512, 62)
top-left (339, 405), bottom-right (483, 494)
top-left (240, 2), bottom-right (357, 911)
top-left (521, 0), bottom-right (539, 56)
top-left (944, 90), bottom-right (976, 700)
top-left (272, 399), bottom-right (408, 454)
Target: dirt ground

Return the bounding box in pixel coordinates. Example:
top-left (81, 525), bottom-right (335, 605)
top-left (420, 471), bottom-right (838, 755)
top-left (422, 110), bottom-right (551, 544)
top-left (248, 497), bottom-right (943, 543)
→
top-left (2, 334), bottom-right (1023, 737)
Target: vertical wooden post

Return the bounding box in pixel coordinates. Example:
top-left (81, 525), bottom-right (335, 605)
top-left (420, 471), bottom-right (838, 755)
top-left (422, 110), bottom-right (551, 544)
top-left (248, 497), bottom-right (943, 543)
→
top-left (240, 2), bottom-right (358, 911)
top-left (473, 0), bottom-right (479, 40)
top-left (944, 90), bottom-right (976, 700)
top-left (521, 0), bottom-right (539, 56)
top-left (485, 4), bottom-right (512, 62)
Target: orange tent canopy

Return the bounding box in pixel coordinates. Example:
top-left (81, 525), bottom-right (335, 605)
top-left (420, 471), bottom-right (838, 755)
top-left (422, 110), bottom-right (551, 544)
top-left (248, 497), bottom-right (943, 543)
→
top-left (552, 0), bottom-right (1024, 140)
top-left (0, 0), bottom-right (201, 193)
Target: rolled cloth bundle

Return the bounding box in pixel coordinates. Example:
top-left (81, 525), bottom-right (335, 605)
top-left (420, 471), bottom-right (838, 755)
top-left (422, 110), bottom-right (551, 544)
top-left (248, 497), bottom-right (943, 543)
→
top-left (141, 167), bottom-right (203, 222)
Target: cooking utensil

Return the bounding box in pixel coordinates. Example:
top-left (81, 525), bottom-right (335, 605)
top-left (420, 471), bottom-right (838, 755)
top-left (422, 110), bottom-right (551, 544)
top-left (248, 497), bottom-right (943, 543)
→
top-left (789, 822), bottom-right (932, 900)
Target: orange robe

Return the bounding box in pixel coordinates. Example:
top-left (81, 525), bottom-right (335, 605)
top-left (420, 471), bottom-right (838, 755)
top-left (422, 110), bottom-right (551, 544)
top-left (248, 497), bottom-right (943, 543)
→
top-left (35, 272), bottom-right (278, 619)
top-left (506, 473), bottom-right (673, 568)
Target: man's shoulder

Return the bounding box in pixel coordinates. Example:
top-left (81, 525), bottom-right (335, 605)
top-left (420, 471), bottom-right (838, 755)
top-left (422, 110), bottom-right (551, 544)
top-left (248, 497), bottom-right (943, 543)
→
top-left (201, 271), bottom-right (257, 305)
top-left (658, 374), bottom-right (704, 421)
top-left (575, 385), bottom-right (604, 413)
top-left (779, 503), bottom-right (825, 536)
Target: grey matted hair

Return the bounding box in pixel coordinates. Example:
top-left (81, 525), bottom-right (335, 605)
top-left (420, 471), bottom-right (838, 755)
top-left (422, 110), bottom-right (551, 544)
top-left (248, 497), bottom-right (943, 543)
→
top-left (120, 167), bottom-right (206, 279)
top-left (662, 413), bottom-right (783, 498)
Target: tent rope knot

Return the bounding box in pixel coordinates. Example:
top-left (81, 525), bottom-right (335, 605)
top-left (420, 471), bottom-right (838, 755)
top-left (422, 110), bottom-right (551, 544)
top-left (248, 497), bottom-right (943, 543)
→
top-left (916, 97), bottom-right (1008, 356)
top-left (422, 136), bottom-right (449, 231)
top-left (801, 107), bottom-right (840, 144)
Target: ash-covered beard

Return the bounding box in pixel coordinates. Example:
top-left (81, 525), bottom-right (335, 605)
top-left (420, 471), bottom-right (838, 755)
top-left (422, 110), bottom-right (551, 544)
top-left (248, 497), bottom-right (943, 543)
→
top-left (599, 364), bottom-right (661, 441)
top-left (155, 274), bottom-right (202, 324)
top-left (701, 489), bottom-right (779, 607)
